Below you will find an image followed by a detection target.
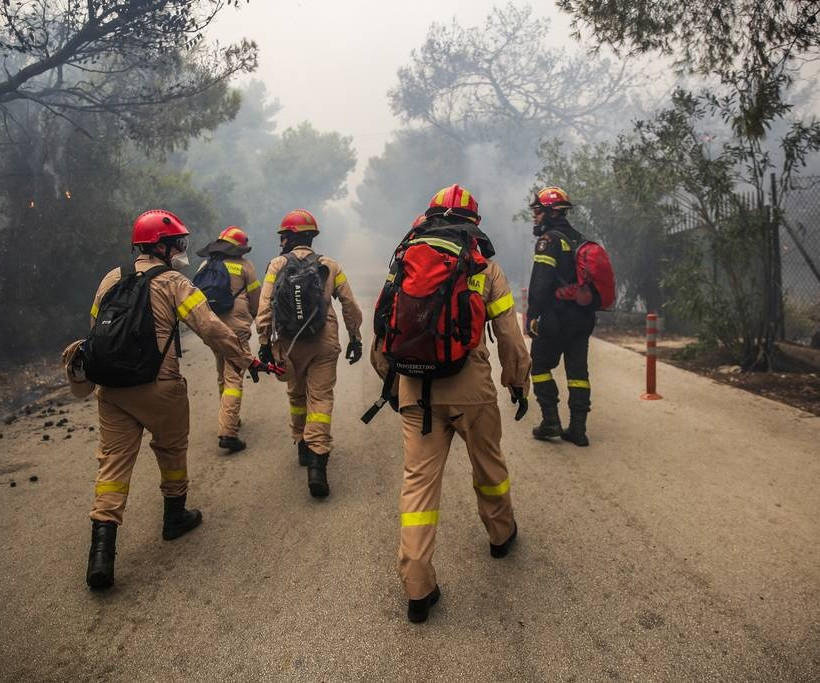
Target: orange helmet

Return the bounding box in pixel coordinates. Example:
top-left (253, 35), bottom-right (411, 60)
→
top-left (132, 209), bottom-right (189, 245)
top-left (530, 186), bottom-right (572, 212)
top-left (279, 209), bottom-right (319, 234)
top-left (218, 225), bottom-right (249, 247)
top-left (425, 184), bottom-right (480, 224)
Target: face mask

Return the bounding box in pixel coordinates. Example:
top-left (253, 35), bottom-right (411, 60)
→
top-left (171, 251), bottom-right (189, 270)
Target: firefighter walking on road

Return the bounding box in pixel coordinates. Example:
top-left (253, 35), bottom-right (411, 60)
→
top-left (81, 210), bottom-right (257, 591)
top-left (194, 226), bottom-right (261, 453)
top-left (527, 187), bottom-right (597, 446)
top-left (256, 209), bottom-right (363, 498)
top-left (368, 185), bottom-right (531, 623)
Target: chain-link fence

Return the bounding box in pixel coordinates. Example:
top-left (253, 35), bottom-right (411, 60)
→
top-left (781, 185), bottom-right (820, 345)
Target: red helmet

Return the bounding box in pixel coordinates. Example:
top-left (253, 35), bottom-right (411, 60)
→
top-left (218, 225), bottom-right (249, 247)
top-left (279, 209), bottom-right (319, 234)
top-left (530, 186), bottom-right (572, 212)
top-left (132, 210), bottom-right (190, 245)
top-left (425, 184), bottom-right (480, 224)
top-left (411, 214), bottom-right (428, 229)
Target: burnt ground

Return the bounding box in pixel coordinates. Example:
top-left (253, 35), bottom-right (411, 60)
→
top-left (595, 328), bottom-right (820, 417)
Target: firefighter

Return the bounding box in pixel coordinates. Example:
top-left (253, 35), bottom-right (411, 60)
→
top-left (85, 210), bottom-right (255, 591)
top-left (195, 226), bottom-right (261, 453)
top-left (527, 186), bottom-right (597, 447)
top-left (370, 185), bottom-right (531, 623)
top-left (256, 209), bottom-right (363, 498)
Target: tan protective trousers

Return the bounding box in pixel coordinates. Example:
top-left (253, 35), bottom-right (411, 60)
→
top-left (214, 338), bottom-right (251, 438)
top-left (90, 378), bottom-right (190, 525)
top-left (283, 338), bottom-right (339, 456)
top-left (398, 403), bottom-right (516, 599)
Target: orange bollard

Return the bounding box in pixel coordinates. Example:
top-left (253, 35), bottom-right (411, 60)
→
top-left (640, 313), bottom-right (662, 400)
top-left (520, 287), bottom-right (528, 334)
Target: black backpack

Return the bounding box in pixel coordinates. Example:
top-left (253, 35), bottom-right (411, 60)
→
top-left (82, 264), bottom-right (179, 388)
top-left (272, 252), bottom-right (329, 339)
top-left (192, 257), bottom-right (244, 314)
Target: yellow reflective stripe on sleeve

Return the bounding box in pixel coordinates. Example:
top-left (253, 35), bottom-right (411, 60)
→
top-left (386, 273), bottom-right (395, 283)
top-left (468, 274), bottom-right (485, 295)
top-left (290, 405), bottom-right (307, 415)
top-left (264, 272), bottom-right (277, 284)
top-left (177, 290), bottom-right (206, 319)
top-left (401, 510), bottom-right (440, 527)
top-left (223, 388), bottom-right (242, 398)
top-left (409, 237), bottom-right (462, 255)
top-left (225, 262), bottom-right (243, 276)
top-left (307, 412), bottom-right (331, 424)
top-left (90, 302), bottom-right (99, 319)
top-left (534, 254), bottom-right (557, 266)
top-left (486, 292), bottom-right (514, 319)
top-left (160, 469), bottom-right (187, 481)
top-left (95, 481), bottom-right (129, 495)
top-left (334, 272), bottom-right (347, 288)
top-left (568, 379), bottom-right (591, 389)
top-left (246, 280), bottom-right (260, 293)
top-left (532, 373), bottom-right (554, 383)
top-left (561, 239), bottom-right (571, 252)
top-left (475, 478), bottom-right (510, 497)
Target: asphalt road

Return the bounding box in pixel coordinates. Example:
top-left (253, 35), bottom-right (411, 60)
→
top-left (1, 331), bottom-right (819, 681)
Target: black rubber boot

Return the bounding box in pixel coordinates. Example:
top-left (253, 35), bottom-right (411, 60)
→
top-left (407, 585), bottom-right (441, 623)
top-left (561, 413), bottom-right (590, 447)
top-left (86, 520), bottom-right (117, 590)
top-left (297, 440), bottom-right (311, 467)
top-left (532, 402), bottom-right (562, 440)
top-left (162, 495), bottom-right (203, 540)
top-left (307, 451), bottom-right (330, 498)
top-left (218, 436), bottom-right (246, 453)
top-left (490, 521), bottom-right (518, 558)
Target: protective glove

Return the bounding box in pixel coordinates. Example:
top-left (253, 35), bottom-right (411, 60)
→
top-left (258, 343), bottom-right (273, 364)
top-left (248, 358), bottom-right (264, 383)
top-left (249, 357), bottom-right (286, 382)
top-left (510, 386), bottom-right (528, 421)
top-left (345, 339), bottom-right (363, 365)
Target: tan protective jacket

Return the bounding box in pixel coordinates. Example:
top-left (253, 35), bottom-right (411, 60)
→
top-left (90, 254), bottom-right (252, 379)
top-left (196, 256), bottom-right (261, 342)
top-left (370, 259), bottom-right (531, 408)
top-left (256, 246), bottom-right (362, 349)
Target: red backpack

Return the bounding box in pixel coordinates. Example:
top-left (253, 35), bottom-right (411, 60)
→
top-left (555, 238), bottom-right (616, 310)
top-left (362, 228), bottom-right (488, 434)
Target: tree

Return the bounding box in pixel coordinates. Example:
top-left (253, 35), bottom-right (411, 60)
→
top-left (389, 3), bottom-right (643, 148)
top-left (0, 1), bottom-right (257, 141)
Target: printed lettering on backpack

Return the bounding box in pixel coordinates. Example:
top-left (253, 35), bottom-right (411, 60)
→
top-left (272, 252), bottom-right (329, 339)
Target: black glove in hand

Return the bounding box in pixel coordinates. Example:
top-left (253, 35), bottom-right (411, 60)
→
top-left (345, 339), bottom-right (362, 365)
top-left (248, 358), bottom-right (263, 383)
top-left (258, 344), bottom-right (273, 365)
top-left (510, 386), bottom-right (528, 421)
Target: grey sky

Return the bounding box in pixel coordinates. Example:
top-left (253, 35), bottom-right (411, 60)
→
top-left (212, 1), bottom-right (574, 174)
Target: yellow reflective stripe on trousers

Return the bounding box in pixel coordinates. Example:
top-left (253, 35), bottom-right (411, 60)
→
top-left (409, 237), bottom-right (462, 255)
top-left (90, 302), bottom-right (99, 319)
top-left (161, 468), bottom-right (187, 481)
top-left (264, 272), bottom-right (277, 284)
top-left (334, 272), bottom-right (347, 288)
top-left (567, 379), bottom-right (591, 389)
top-left (534, 254), bottom-right (557, 267)
top-left (532, 372), bottom-right (553, 383)
top-left (224, 262), bottom-right (243, 276)
top-left (95, 480), bottom-right (129, 495)
top-left (307, 412), bottom-right (331, 424)
top-left (401, 510), bottom-right (439, 527)
top-left (246, 279), bottom-right (261, 293)
top-left (290, 405), bottom-right (307, 415)
top-left (475, 478), bottom-right (510, 497)
top-left (468, 274), bottom-right (485, 295)
top-left (177, 290), bottom-right (206, 319)
top-left (223, 388), bottom-right (242, 398)
top-left (487, 292), bottom-right (514, 319)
